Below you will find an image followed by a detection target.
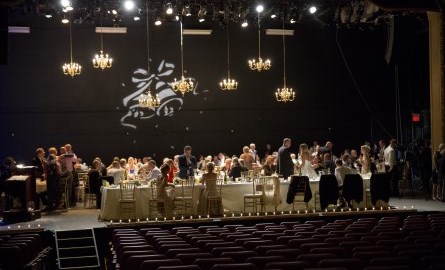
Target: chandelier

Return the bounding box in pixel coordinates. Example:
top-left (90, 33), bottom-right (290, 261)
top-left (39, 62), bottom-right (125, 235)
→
top-left (92, 18), bottom-right (113, 70)
top-left (172, 20), bottom-right (194, 96)
top-left (139, 1), bottom-right (160, 109)
top-left (220, 24), bottom-right (238, 91)
top-left (62, 18), bottom-right (81, 77)
top-left (248, 11), bottom-right (271, 71)
top-left (275, 20), bottom-right (295, 102)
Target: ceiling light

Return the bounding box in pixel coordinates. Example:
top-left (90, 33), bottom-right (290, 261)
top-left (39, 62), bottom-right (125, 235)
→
top-left (154, 18), bottom-right (162, 26)
top-left (45, 14), bottom-right (53, 18)
top-left (60, 0), bottom-right (70, 8)
top-left (65, 6), bottom-right (73, 11)
top-left (175, 15), bottom-right (180, 21)
top-left (309, 6), bottom-right (317, 14)
top-left (271, 14), bottom-right (276, 19)
top-left (256, 5), bottom-right (264, 13)
top-left (133, 16), bottom-right (140, 21)
top-left (290, 18), bottom-right (296, 24)
top-left (124, 0), bottom-right (135, 11)
top-left (241, 20), bottom-right (248, 27)
top-left (112, 9), bottom-right (117, 15)
top-left (166, 6), bottom-right (173, 15)
top-left (183, 6), bottom-right (191, 16)
top-left (199, 18), bottom-right (205, 22)
top-left (62, 18), bottom-right (69, 24)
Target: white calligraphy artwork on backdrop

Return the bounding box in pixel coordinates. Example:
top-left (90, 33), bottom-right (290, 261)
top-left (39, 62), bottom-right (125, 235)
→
top-left (120, 60), bottom-right (200, 129)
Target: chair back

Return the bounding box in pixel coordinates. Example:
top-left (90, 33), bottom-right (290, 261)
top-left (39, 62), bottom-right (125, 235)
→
top-left (343, 174), bottom-right (363, 203)
top-left (178, 177), bottom-right (195, 198)
top-left (370, 173), bottom-right (391, 205)
top-left (262, 176), bottom-right (281, 207)
top-left (319, 174), bottom-right (339, 210)
top-left (120, 182), bottom-right (136, 201)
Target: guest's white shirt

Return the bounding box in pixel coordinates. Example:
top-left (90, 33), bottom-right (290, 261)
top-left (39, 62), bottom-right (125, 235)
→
top-left (148, 167), bottom-right (161, 180)
top-left (107, 168), bottom-right (125, 184)
top-left (384, 146), bottom-right (396, 170)
top-left (335, 166), bottom-right (353, 187)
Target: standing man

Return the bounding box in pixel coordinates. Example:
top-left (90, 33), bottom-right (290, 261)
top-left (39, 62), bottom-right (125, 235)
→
top-left (32, 148), bottom-right (46, 180)
top-left (277, 138), bottom-right (294, 179)
top-left (178, 146), bottom-right (197, 179)
top-left (249, 143), bottom-right (258, 162)
top-left (384, 139), bottom-right (398, 196)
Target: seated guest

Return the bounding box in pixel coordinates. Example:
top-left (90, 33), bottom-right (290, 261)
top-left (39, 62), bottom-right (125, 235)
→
top-left (311, 155), bottom-right (323, 174)
top-left (156, 164), bottom-right (174, 217)
top-left (146, 160), bottom-right (161, 180)
top-left (262, 155), bottom-right (277, 176)
top-left (126, 157), bottom-right (138, 179)
top-left (106, 161), bottom-right (125, 184)
top-left (334, 159), bottom-right (353, 187)
top-left (199, 162), bottom-right (223, 216)
top-left (229, 157), bottom-right (247, 179)
top-left (359, 145), bottom-right (372, 175)
top-left (221, 158), bottom-right (232, 174)
top-left (341, 154), bottom-right (353, 169)
top-left (323, 153), bottom-right (336, 175)
top-left (88, 159), bottom-right (103, 209)
top-left (106, 157), bottom-right (120, 170)
top-left (119, 158), bottom-right (128, 180)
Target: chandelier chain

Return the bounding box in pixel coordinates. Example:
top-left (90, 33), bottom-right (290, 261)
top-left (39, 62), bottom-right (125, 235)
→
top-left (100, 15), bottom-right (104, 52)
top-left (180, 20), bottom-right (184, 76)
top-left (257, 15), bottom-right (261, 59)
top-left (146, 1), bottom-right (150, 74)
top-left (226, 25), bottom-right (230, 78)
top-left (69, 17), bottom-right (73, 63)
top-left (282, 18), bottom-right (286, 88)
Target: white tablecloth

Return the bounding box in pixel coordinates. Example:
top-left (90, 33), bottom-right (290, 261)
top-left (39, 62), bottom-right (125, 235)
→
top-left (99, 177), bottom-right (370, 220)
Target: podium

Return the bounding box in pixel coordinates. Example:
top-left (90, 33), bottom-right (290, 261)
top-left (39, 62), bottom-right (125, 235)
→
top-left (3, 166), bottom-right (41, 223)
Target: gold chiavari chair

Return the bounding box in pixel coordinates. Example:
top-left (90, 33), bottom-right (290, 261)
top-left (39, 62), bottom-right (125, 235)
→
top-left (119, 182), bottom-right (136, 220)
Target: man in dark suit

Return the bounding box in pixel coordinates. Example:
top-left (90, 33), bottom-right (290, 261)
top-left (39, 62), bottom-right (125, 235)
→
top-left (178, 145), bottom-right (197, 179)
top-left (277, 138), bottom-right (294, 179)
top-left (32, 148), bottom-right (46, 179)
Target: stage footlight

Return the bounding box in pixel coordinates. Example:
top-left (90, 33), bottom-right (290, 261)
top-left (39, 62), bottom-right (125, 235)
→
top-left (309, 6), bottom-right (317, 14)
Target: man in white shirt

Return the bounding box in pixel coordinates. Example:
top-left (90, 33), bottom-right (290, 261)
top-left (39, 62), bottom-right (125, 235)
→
top-left (106, 161), bottom-right (125, 184)
top-left (147, 160), bottom-right (161, 180)
top-left (335, 159), bottom-right (353, 187)
top-left (384, 139), bottom-right (398, 196)
top-left (249, 143), bottom-right (257, 162)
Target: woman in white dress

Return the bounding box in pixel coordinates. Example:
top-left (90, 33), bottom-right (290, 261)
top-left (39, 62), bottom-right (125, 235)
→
top-left (299, 143), bottom-right (318, 179)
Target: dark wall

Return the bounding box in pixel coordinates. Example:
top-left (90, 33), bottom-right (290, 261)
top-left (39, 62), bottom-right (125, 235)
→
top-left (0, 16), bottom-right (421, 165)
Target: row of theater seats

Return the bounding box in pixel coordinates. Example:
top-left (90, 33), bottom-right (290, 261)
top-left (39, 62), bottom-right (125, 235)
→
top-left (0, 233), bottom-right (52, 270)
top-left (109, 214), bottom-right (445, 270)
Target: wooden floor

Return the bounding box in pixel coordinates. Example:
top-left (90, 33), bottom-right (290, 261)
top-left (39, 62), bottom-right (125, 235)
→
top-left (0, 196), bottom-right (444, 232)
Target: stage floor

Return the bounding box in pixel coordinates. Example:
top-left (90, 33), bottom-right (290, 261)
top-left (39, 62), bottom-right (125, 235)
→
top-left (0, 197), bottom-right (444, 232)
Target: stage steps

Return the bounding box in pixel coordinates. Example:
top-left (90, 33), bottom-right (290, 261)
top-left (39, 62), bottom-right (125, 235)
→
top-left (55, 229), bottom-right (100, 270)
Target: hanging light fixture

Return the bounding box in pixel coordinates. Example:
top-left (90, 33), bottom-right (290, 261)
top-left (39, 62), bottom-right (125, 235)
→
top-left (220, 23), bottom-right (238, 91)
top-left (62, 16), bottom-right (81, 77)
top-left (275, 18), bottom-right (295, 102)
top-left (93, 16), bottom-right (113, 70)
top-left (139, 1), bottom-right (160, 109)
top-left (248, 8), bottom-right (271, 71)
top-left (171, 19), bottom-right (194, 96)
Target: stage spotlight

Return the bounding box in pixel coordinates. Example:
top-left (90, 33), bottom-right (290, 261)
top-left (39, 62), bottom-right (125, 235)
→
top-left (124, 0), bottom-right (135, 11)
top-left (309, 6), bottom-right (317, 14)
top-left (154, 18), bottom-right (162, 25)
top-left (241, 20), bottom-right (248, 27)
top-left (133, 16), bottom-right (140, 21)
top-left (256, 4), bottom-right (264, 13)
top-left (60, 0), bottom-right (70, 8)
top-left (166, 5), bottom-right (173, 15)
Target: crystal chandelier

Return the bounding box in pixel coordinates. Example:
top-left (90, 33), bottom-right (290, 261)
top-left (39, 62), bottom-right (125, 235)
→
top-left (275, 21), bottom-right (295, 102)
top-left (62, 19), bottom-right (81, 77)
top-left (220, 24), bottom-right (238, 90)
top-left (248, 11), bottom-right (271, 71)
top-left (139, 1), bottom-right (160, 109)
top-left (92, 18), bottom-right (113, 70)
top-left (172, 20), bottom-right (194, 96)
